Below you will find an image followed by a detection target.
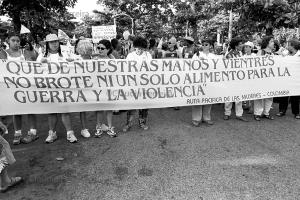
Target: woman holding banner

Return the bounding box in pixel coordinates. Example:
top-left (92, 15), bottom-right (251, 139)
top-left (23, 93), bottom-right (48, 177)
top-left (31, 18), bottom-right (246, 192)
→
top-left (123, 36), bottom-right (152, 132)
top-left (0, 32), bottom-right (39, 145)
top-left (74, 39), bottom-right (95, 138)
top-left (191, 38), bottom-right (216, 126)
top-left (36, 34), bottom-right (78, 143)
top-left (224, 37), bottom-right (248, 122)
top-left (94, 39), bottom-right (117, 138)
top-left (276, 39), bottom-right (300, 119)
top-left (253, 36), bottom-right (275, 121)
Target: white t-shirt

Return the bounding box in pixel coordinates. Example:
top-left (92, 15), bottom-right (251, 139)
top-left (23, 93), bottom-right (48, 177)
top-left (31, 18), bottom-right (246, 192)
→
top-left (126, 51), bottom-right (152, 60)
top-left (36, 53), bottom-right (66, 62)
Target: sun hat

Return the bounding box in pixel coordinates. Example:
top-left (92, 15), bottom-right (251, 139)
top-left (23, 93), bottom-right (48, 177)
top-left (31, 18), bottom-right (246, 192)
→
top-left (244, 41), bottom-right (254, 48)
top-left (44, 34), bottom-right (60, 42)
top-left (184, 36), bottom-right (194, 43)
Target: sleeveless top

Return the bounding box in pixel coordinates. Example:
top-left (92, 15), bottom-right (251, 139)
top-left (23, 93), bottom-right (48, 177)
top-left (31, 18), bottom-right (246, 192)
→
top-left (5, 50), bottom-right (25, 61)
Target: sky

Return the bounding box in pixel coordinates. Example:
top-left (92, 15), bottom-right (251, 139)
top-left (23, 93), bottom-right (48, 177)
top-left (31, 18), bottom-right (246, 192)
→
top-left (68, 0), bottom-right (100, 13)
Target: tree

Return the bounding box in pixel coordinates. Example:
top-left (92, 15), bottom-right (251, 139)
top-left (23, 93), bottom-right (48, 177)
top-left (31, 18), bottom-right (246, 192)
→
top-left (97, 0), bottom-right (173, 36)
top-left (0, 0), bottom-right (77, 40)
top-left (217, 0), bottom-right (300, 37)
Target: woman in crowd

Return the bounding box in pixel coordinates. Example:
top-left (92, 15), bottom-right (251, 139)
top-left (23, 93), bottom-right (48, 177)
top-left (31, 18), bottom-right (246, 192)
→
top-left (253, 36), bottom-right (275, 121)
top-left (123, 36), bottom-right (152, 132)
top-left (149, 38), bottom-right (158, 59)
top-left (23, 41), bottom-right (38, 61)
top-left (0, 32), bottom-right (38, 145)
top-left (0, 120), bottom-right (23, 192)
top-left (94, 39), bottom-right (117, 138)
top-left (73, 39), bottom-right (95, 138)
top-left (182, 36), bottom-right (196, 58)
top-left (242, 41), bottom-right (256, 113)
top-left (277, 39), bottom-right (300, 118)
top-left (37, 34), bottom-right (78, 143)
top-left (162, 37), bottom-right (181, 59)
top-left (224, 37), bottom-right (248, 122)
top-left (111, 38), bottom-right (122, 59)
top-left (191, 38), bottom-right (216, 126)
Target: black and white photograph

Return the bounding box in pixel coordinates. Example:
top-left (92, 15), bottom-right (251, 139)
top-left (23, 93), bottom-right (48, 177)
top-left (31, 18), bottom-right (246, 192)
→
top-left (0, 0), bottom-right (300, 199)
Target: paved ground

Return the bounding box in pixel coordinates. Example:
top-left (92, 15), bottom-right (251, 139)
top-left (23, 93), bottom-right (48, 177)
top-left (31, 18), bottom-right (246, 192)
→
top-left (1, 103), bottom-right (300, 200)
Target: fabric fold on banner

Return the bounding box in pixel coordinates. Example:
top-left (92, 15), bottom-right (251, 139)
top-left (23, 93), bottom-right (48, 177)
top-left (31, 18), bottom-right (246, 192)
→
top-left (0, 56), bottom-right (299, 115)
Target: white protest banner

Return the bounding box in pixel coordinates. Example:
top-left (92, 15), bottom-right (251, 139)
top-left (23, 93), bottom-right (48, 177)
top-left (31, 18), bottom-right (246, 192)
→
top-left (0, 56), bottom-right (300, 115)
top-left (92, 25), bottom-right (117, 43)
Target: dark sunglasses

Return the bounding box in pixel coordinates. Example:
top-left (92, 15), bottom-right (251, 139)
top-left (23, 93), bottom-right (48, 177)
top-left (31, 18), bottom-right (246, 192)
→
top-left (97, 47), bottom-right (106, 50)
top-left (203, 43), bottom-right (210, 46)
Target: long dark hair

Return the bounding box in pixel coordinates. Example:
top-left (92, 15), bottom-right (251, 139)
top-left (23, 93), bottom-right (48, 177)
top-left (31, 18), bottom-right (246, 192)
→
top-left (99, 39), bottom-right (112, 55)
top-left (44, 41), bottom-right (63, 57)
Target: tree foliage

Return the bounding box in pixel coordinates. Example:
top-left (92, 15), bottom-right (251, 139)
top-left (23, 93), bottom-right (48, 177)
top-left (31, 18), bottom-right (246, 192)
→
top-left (0, 0), bottom-right (77, 41)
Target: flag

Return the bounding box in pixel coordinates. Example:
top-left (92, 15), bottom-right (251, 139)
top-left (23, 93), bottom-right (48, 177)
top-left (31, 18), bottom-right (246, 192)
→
top-left (20, 25), bottom-right (30, 34)
top-left (58, 29), bottom-right (70, 41)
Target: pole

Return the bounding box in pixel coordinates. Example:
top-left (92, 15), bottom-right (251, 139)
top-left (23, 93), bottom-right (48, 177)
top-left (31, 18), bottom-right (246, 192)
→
top-left (131, 18), bottom-right (134, 35)
top-left (185, 21), bottom-right (189, 37)
top-left (228, 9), bottom-right (233, 41)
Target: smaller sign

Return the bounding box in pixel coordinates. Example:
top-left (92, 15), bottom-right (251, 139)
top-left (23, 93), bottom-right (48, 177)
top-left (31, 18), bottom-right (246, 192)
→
top-left (92, 25), bottom-right (117, 43)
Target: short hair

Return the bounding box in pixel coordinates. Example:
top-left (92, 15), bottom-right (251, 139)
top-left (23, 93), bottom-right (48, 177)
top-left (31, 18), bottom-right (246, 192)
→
top-left (229, 37), bottom-right (243, 50)
top-left (99, 39), bottom-right (112, 55)
top-left (261, 36), bottom-right (273, 49)
top-left (274, 40), bottom-right (280, 52)
top-left (133, 36), bottom-right (148, 49)
top-left (6, 31), bottom-right (20, 40)
top-left (76, 40), bottom-right (93, 56)
top-left (111, 38), bottom-right (119, 50)
top-left (202, 38), bottom-right (214, 46)
top-left (288, 39), bottom-right (300, 50)
top-left (149, 38), bottom-right (156, 49)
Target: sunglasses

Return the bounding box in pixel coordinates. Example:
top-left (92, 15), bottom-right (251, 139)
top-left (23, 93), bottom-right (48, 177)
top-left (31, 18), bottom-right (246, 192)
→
top-left (203, 43), bottom-right (210, 46)
top-left (97, 47), bottom-right (106, 50)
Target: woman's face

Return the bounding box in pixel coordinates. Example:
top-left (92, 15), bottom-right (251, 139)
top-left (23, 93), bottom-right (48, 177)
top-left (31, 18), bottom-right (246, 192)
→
top-left (48, 40), bottom-right (59, 52)
top-left (244, 45), bottom-right (252, 54)
top-left (8, 36), bottom-right (20, 50)
top-left (236, 42), bottom-right (243, 51)
top-left (267, 38), bottom-right (274, 49)
top-left (202, 42), bottom-right (210, 51)
top-left (135, 47), bottom-right (144, 55)
top-left (287, 42), bottom-right (296, 55)
top-left (98, 43), bottom-right (109, 56)
top-left (168, 44), bottom-right (175, 51)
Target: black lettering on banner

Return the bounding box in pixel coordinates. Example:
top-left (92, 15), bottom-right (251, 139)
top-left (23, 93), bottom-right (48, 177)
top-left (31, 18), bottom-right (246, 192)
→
top-left (74, 62), bottom-right (85, 73)
top-left (48, 62), bottom-right (60, 74)
top-left (4, 77), bottom-right (31, 88)
top-left (92, 90), bottom-right (102, 101)
top-left (6, 61), bottom-right (21, 75)
top-left (59, 62), bottom-right (70, 74)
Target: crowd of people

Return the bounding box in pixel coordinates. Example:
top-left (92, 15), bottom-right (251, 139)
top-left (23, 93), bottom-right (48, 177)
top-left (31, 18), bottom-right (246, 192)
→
top-left (0, 30), bottom-right (300, 192)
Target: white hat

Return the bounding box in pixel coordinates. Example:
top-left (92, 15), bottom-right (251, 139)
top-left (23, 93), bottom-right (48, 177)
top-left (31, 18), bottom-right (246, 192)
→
top-left (44, 34), bottom-right (60, 42)
top-left (184, 36), bottom-right (194, 43)
top-left (244, 41), bottom-right (254, 48)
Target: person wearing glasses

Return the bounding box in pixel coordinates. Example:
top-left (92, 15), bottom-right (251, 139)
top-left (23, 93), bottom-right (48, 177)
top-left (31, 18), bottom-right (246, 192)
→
top-left (191, 38), bottom-right (216, 126)
top-left (94, 40), bottom-right (117, 138)
top-left (123, 36), bottom-right (152, 132)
